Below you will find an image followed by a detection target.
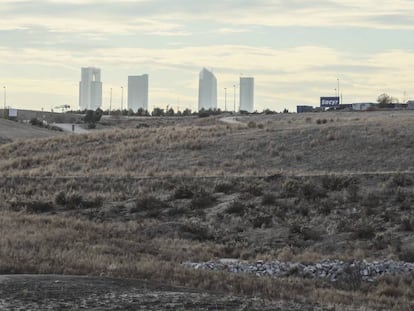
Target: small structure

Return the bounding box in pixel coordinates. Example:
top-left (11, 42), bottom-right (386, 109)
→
top-left (407, 100), bottom-right (414, 109)
top-left (297, 105), bottom-right (313, 113)
top-left (352, 103), bottom-right (373, 111)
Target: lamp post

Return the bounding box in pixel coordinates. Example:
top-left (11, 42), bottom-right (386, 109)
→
top-left (109, 88), bottom-right (112, 115)
top-left (233, 84), bottom-right (236, 112)
top-left (121, 86), bottom-right (124, 112)
top-left (3, 86), bottom-right (6, 109)
top-left (337, 78), bottom-right (340, 102)
top-left (224, 87), bottom-right (227, 111)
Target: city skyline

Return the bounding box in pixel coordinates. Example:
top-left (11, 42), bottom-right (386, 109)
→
top-left (2, 1), bottom-right (414, 112)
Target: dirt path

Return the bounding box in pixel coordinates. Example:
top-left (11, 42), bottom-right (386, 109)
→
top-left (0, 275), bottom-right (329, 310)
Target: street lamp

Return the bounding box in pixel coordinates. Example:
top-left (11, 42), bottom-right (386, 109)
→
top-left (3, 86), bottom-right (6, 108)
top-left (233, 84), bottom-right (236, 112)
top-left (121, 86), bottom-right (124, 112)
top-left (224, 87), bottom-right (227, 111)
top-left (109, 88), bottom-right (112, 115)
top-left (337, 78), bottom-right (340, 101)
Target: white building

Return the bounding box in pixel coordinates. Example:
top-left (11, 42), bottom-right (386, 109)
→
top-left (79, 67), bottom-right (102, 111)
top-left (198, 68), bottom-right (217, 111)
top-left (128, 74), bottom-right (149, 112)
top-left (352, 103), bottom-right (373, 111)
top-left (239, 77), bottom-right (254, 112)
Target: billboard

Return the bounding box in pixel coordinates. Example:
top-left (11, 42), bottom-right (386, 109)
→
top-left (8, 108), bottom-right (17, 117)
top-left (320, 97), bottom-right (340, 108)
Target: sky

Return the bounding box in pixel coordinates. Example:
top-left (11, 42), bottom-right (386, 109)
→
top-left (1, 0), bottom-right (414, 112)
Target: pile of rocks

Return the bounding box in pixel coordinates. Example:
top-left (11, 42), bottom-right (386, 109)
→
top-left (183, 259), bottom-right (414, 282)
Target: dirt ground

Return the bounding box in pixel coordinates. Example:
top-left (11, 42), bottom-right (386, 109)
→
top-left (0, 275), bottom-right (331, 311)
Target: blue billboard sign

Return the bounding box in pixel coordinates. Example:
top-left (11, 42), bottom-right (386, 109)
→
top-left (320, 97), bottom-right (340, 108)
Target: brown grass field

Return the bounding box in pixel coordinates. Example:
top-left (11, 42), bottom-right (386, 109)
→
top-left (0, 110), bottom-right (414, 310)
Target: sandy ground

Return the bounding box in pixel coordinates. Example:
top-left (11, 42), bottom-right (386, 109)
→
top-left (0, 275), bottom-right (330, 311)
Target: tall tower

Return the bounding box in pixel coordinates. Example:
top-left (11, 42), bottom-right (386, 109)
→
top-left (198, 68), bottom-right (217, 111)
top-left (128, 74), bottom-right (149, 112)
top-left (79, 67), bottom-right (102, 110)
top-left (239, 77), bottom-right (254, 112)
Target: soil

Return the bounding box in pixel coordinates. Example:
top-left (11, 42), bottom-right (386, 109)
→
top-left (0, 275), bottom-right (329, 310)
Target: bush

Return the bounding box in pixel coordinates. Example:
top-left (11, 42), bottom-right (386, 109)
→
top-left (25, 201), bottom-right (54, 213)
top-left (132, 196), bottom-right (168, 212)
top-left (399, 249), bottom-right (414, 262)
top-left (321, 175), bottom-right (353, 191)
top-left (54, 191), bottom-right (66, 205)
top-left (173, 186), bottom-right (194, 199)
top-left (353, 224), bottom-right (376, 239)
top-left (261, 193), bottom-right (276, 205)
top-left (30, 118), bottom-right (44, 127)
top-left (247, 121), bottom-right (257, 128)
top-left (225, 200), bottom-right (246, 216)
top-left (215, 182), bottom-right (235, 194)
top-left (400, 217), bottom-right (414, 231)
top-left (190, 191), bottom-right (216, 209)
top-left (388, 173), bottom-right (412, 188)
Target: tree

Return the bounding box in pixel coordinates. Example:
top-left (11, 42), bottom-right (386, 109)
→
top-left (377, 93), bottom-right (398, 107)
top-left (151, 107), bottom-right (164, 116)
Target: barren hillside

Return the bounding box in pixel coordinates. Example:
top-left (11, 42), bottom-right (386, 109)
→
top-left (0, 111), bottom-right (413, 310)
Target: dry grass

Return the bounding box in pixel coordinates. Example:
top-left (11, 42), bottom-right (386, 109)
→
top-left (1, 111), bottom-right (414, 310)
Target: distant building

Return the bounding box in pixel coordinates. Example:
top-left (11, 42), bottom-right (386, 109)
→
top-left (297, 105), bottom-right (313, 113)
top-left (198, 68), bottom-right (217, 111)
top-left (79, 67), bottom-right (102, 110)
top-left (128, 74), bottom-right (149, 112)
top-left (352, 103), bottom-right (373, 111)
top-left (239, 77), bottom-right (254, 112)
top-left (407, 100), bottom-right (414, 109)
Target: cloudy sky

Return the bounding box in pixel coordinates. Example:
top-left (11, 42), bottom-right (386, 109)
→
top-left (1, 0), bottom-right (414, 112)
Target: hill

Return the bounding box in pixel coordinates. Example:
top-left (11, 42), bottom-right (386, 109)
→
top-left (0, 111), bottom-right (413, 310)
top-left (0, 118), bottom-right (62, 143)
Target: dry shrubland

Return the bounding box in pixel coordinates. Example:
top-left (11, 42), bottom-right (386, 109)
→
top-left (1, 111), bottom-right (414, 310)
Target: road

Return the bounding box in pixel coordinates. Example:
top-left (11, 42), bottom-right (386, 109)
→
top-left (51, 123), bottom-right (89, 134)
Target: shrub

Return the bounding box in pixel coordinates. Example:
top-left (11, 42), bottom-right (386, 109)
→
top-left (388, 173), bottom-right (412, 188)
top-left (215, 182), bottom-right (235, 194)
top-left (66, 193), bottom-right (83, 209)
top-left (225, 200), bottom-right (246, 216)
top-left (281, 179), bottom-right (301, 198)
top-left (321, 175), bottom-right (353, 191)
top-left (400, 217), bottom-right (414, 231)
top-left (300, 182), bottom-right (326, 201)
top-left (133, 196), bottom-right (169, 212)
top-left (190, 191), bottom-right (216, 209)
top-left (353, 224), bottom-right (375, 240)
top-left (261, 193), bottom-right (276, 205)
top-left (399, 249), bottom-right (414, 262)
top-left (247, 121), bottom-right (257, 128)
top-left (25, 201), bottom-right (54, 213)
top-left (54, 191), bottom-right (66, 205)
top-left (173, 186), bottom-right (194, 199)
top-left (242, 183), bottom-right (263, 197)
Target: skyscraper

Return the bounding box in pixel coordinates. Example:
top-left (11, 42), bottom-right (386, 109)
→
top-left (128, 74), bottom-right (149, 112)
top-left (198, 68), bottom-right (217, 111)
top-left (239, 77), bottom-right (254, 112)
top-left (79, 67), bottom-right (102, 110)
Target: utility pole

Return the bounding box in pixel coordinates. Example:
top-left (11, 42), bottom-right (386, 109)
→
top-left (337, 78), bottom-right (340, 103)
top-left (233, 84), bottom-right (236, 112)
top-left (121, 86), bottom-right (124, 112)
top-left (3, 86), bottom-right (5, 118)
top-left (109, 88), bottom-right (112, 116)
top-left (224, 87), bottom-right (227, 111)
